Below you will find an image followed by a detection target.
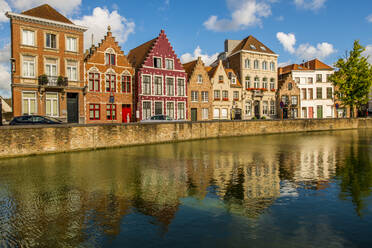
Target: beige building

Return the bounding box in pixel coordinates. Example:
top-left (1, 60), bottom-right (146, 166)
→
top-left (215, 36), bottom-right (278, 119)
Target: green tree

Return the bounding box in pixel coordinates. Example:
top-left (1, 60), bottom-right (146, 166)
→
top-left (330, 40), bottom-right (372, 117)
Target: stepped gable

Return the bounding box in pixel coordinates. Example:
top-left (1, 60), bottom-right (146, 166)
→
top-left (128, 38), bottom-right (157, 68)
top-left (230, 35), bottom-right (275, 55)
top-left (225, 68), bottom-right (242, 87)
top-left (182, 60), bottom-right (198, 77)
top-left (207, 64), bottom-right (218, 78)
top-left (300, 59), bottom-right (333, 70)
top-left (22, 4), bottom-right (73, 24)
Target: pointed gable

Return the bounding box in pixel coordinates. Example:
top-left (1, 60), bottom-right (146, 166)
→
top-left (182, 60), bottom-right (198, 77)
top-left (22, 4), bottom-right (73, 24)
top-left (230, 35), bottom-right (275, 55)
top-left (128, 38), bottom-right (157, 68)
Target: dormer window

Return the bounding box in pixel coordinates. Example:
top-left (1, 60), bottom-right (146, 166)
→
top-left (261, 46), bottom-right (266, 51)
top-left (250, 44), bottom-right (256, 49)
top-left (154, 57), bottom-right (162, 68)
top-left (231, 77), bottom-right (236, 84)
top-left (106, 53), bottom-right (116, 65)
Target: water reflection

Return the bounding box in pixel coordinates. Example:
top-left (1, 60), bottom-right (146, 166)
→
top-left (0, 130), bottom-right (371, 247)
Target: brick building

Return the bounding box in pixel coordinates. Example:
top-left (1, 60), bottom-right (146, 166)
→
top-left (277, 69), bottom-right (301, 119)
top-left (183, 57), bottom-right (212, 121)
top-left (6, 4), bottom-right (87, 123)
top-left (128, 30), bottom-right (188, 121)
top-left (84, 27), bottom-right (134, 124)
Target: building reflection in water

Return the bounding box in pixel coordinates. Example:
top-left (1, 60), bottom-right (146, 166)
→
top-left (0, 130), bottom-right (371, 247)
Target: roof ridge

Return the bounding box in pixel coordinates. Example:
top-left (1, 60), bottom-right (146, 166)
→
top-left (21, 4), bottom-right (74, 24)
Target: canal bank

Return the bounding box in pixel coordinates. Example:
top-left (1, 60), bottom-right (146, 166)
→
top-left (0, 118), bottom-right (371, 158)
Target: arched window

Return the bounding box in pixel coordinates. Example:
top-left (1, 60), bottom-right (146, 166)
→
top-left (122, 71), bottom-right (131, 93)
top-left (254, 60), bottom-right (259, 69)
top-left (262, 61), bottom-right (267, 70)
top-left (270, 78), bottom-right (275, 90)
top-left (245, 76), bottom-right (251, 89)
top-left (105, 48), bottom-right (116, 66)
top-left (262, 77), bottom-right (268, 89)
top-left (270, 62), bottom-right (275, 71)
top-left (254, 77), bottom-right (260, 88)
top-left (245, 59), bottom-right (250, 69)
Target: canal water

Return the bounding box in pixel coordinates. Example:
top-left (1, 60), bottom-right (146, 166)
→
top-left (0, 130), bottom-right (372, 248)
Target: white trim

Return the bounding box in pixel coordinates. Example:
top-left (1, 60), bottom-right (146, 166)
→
top-left (22, 91), bottom-right (38, 115)
top-left (229, 49), bottom-right (279, 58)
top-left (153, 56), bottom-right (163, 69)
top-left (141, 74), bottom-right (152, 95)
top-left (176, 77), bottom-right (186, 97)
top-left (165, 76), bottom-right (175, 96)
top-left (153, 74), bottom-right (164, 96)
top-left (154, 101), bottom-right (164, 115)
top-left (142, 100), bottom-right (152, 120)
top-left (165, 100), bottom-right (175, 119)
top-left (6, 12), bottom-right (88, 32)
top-left (165, 58), bottom-right (174, 70)
top-left (45, 92), bottom-right (59, 117)
top-left (142, 65), bottom-right (185, 72)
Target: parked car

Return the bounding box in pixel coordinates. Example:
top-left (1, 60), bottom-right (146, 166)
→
top-left (10, 115), bottom-right (64, 125)
top-left (141, 115), bottom-right (184, 123)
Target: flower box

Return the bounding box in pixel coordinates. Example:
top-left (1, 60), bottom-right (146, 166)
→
top-left (270, 89), bottom-right (276, 92)
top-left (223, 98), bottom-right (229, 101)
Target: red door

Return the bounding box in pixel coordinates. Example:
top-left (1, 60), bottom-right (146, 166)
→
top-left (309, 107), bottom-right (314, 119)
top-left (122, 105), bottom-right (131, 123)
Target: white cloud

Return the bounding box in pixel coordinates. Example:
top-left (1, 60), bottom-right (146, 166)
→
top-left (294, 0), bottom-right (327, 11)
top-left (180, 46), bottom-right (219, 66)
top-left (277, 32), bottom-right (335, 60)
top-left (362, 45), bottom-right (372, 63)
top-left (0, 0), bottom-right (11, 23)
top-left (204, 0), bottom-right (272, 31)
top-left (0, 43), bottom-right (10, 97)
top-left (366, 14), bottom-right (372, 23)
top-left (72, 7), bottom-right (135, 49)
top-left (9, 0), bottom-right (82, 15)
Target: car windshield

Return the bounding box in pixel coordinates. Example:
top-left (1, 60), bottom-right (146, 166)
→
top-left (43, 116), bottom-right (62, 122)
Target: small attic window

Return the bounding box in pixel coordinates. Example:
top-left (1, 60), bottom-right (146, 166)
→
top-left (250, 44), bottom-right (256, 49)
top-left (261, 46), bottom-right (266, 51)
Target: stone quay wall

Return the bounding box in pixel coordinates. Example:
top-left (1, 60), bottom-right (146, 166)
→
top-left (0, 118), bottom-right (371, 158)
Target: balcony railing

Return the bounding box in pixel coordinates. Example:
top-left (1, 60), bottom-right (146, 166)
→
top-left (38, 75), bottom-right (68, 87)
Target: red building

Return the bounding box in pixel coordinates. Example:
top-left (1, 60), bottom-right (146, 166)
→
top-left (128, 30), bottom-right (188, 121)
top-left (84, 27), bottom-right (134, 124)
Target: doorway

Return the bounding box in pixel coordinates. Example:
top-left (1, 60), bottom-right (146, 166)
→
top-left (67, 93), bottom-right (78, 123)
top-left (254, 101), bottom-right (260, 119)
top-left (309, 107), bottom-right (314, 119)
top-left (191, 108), bottom-right (197, 122)
top-left (122, 104), bottom-right (131, 123)
top-left (317, 105), bottom-right (323, 119)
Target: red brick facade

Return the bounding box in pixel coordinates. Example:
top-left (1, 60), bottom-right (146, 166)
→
top-left (84, 28), bottom-right (134, 124)
top-left (128, 30), bottom-right (188, 121)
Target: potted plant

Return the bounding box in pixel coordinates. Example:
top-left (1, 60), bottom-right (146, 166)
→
top-left (57, 76), bottom-right (68, 87)
top-left (38, 74), bottom-right (48, 85)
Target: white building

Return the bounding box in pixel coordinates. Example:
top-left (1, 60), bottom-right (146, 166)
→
top-left (280, 59), bottom-right (336, 119)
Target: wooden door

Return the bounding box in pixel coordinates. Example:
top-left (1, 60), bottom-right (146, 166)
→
top-left (317, 105), bottom-right (323, 119)
top-left (309, 107), bottom-right (314, 118)
top-left (122, 104), bottom-right (131, 123)
top-left (191, 108), bottom-right (197, 122)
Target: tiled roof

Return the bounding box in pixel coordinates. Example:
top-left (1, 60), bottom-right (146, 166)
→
top-left (300, 59), bottom-right (333, 70)
top-left (22, 4), bottom-right (73, 24)
top-left (279, 64), bottom-right (311, 75)
top-left (207, 65), bottom-right (218, 78)
top-left (230, 35), bottom-right (276, 55)
top-left (128, 38), bottom-right (157, 68)
top-left (182, 60), bottom-right (198, 77)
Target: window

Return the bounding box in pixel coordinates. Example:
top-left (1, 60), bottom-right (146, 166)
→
top-left (262, 78), bottom-right (268, 89)
top-left (291, 96), bottom-right (298, 106)
top-left (327, 87), bottom-right (333, 99)
top-left (154, 57), bottom-right (162, 68)
top-left (213, 108), bottom-right (220, 119)
top-left (316, 74), bottom-right (322, 82)
top-left (46, 93), bottom-right (58, 117)
top-left (166, 78), bottom-right (174, 96)
top-left (89, 73), bottom-right (100, 92)
top-left (177, 78), bottom-right (185, 96)
top-left (245, 102), bottom-right (252, 116)
top-left (250, 44), bottom-right (256, 49)
top-left (308, 77), bottom-right (313, 84)
top-left (66, 37), bottom-right (77, 52)
top-left (302, 88), bottom-right (307, 100)
top-left (166, 102), bottom-right (174, 119)
top-left (291, 108), bottom-right (298, 118)
top-left (316, 87), bottom-right (323, 99)
top-left (214, 90), bottom-right (220, 100)
top-left (67, 60), bottom-right (77, 81)
top-left (263, 101), bottom-right (268, 115)
top-left (154, 76), bottom-right (162, 95)
top-left (221, 108), bottom-right (228, 119)
top-left (245, 59), bottom-right (250, 69)
top-left (326, 74), bottom-right (331, 82)
top-left (106, 74), bottom-right (116, 92)
top-left (302, 107), bottom-right (307, 118)
top-left (165, 59), bottom-right (174, 70)
top-left (254, 60), bottom-right (259, 69)
top-left (231, 77), bottom-right (236, 84)
top-left (222, 90), bottom-right (228, 100)
top-left (106, 53), bottom-right (116, 65)
top-left (122, 75), bottom-right (131, 93)
top-left (270, 100), bottom-right (275, 115)
top-left (142, 75), bottom-right (151, 95)
top-left (245, 76), bottom-right (251, 89)
top-left (22, 56), bottom-right (35, 78)
top-left (197, 74), bottom-right (203, 83)
top-left (218, 75), bottom-right (223, 83)
top-left (262, 61), bottom-right (267, 70)
top-left (254, 77), bottom-right (260, 88)
top-left (106, 104), bottom-right (116, 120)
top-left (191, 91), bottom-right (199, 102)
top-left (202, 108), bottom-right (209, 120)
top-left (22, 30), bottom-right (35, 46)
top-left (202, 91), bottom-right (209, 102)
top-left (143, 102), bottom-right (151, 120)
top-left (282, 95), bottom-right (289, 105)
top-left (288, 82), bottom-right (293, 91)
top-left (309, 88), bottom-right (314, 99)
top-left (270, 78), bottom-right (275, 90)
top-left (155, 102), bottom-right (163, 115)
top-left (177, 102), bottom-right (185, 120)
top-left (45, 58), bottom-right (57, 77)
top-left (233, 91), bottom-right (239, 100)
top-left (45, 33), bottom-right (57, 49)
top-left (270, 62), bottom-right (275, 72)
top-left (89, 104), bottom-right (100, 120)
top-left (22, 92), bottom-right (37, 115)
top-left (295, 77), bottom-right (300, 84)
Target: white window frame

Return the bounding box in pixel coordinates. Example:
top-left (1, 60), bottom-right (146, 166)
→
top-left (177, 77), bottom-right (185, 96)
top-left (166, 76), bottom-right (175, 96)
top-left (202, 108), bottom-right (209, 120)
top-left (221, 108), bottom-right (228, 119)
top-left (213, 108), bottom-right (220, 119)
top-left (166, 101), bottom-right (175, 119)
top-left (142, 101), bottom-right (152, 120)
top-left (245, 59), bottom-right (250, 69)
top-left (154, 101), bottom-right (163, 115)
top-left (45, 92), bottom-right (59, 117)
top-left (177, 102), bottom-right (185, 120)
top-left (245, 101), bottom-right (252, 116)
top-left (154, 75), bottom-right (163, 95)
top-left (202, 91), bottom-right (209, 102)
top-left (66, 37), bottom-right (77, 52)
top-left (165, 58), bottom-right (174, 70)
top-left (22, 29), bottom-right (35, 46)
top-left (22, 55), bottom-right (36, 78)
top-left (45, 58), bottom-right (58, 77)
top-left (191, 91), bottom-right (198, 102)
top-left (45, 33), bottom-right (57, 49)
top-left (142, 74), bottom-right (152, 95)
top-left (154, 56), bottom-right (162, 69)
top-left (197, 74), bottom-right (203, 83)
top-left (66, 60), bottom-right (78, 81)
top-left (22, 91), bottom-right (37, 115)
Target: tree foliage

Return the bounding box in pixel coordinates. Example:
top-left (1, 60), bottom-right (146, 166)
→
top-left (330, 40), bottom-right (372, 110)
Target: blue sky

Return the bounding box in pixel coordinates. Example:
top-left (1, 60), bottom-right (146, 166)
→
top-left (1, 0), bottom-right (372, 97)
